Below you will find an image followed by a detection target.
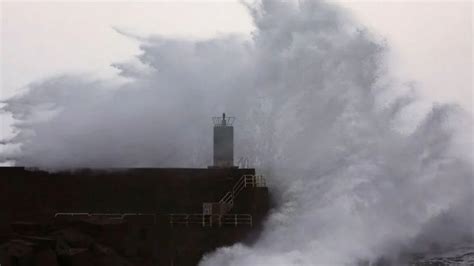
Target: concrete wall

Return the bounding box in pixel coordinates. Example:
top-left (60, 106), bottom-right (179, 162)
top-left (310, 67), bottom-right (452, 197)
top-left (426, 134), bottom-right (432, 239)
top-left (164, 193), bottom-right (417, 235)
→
top-left (0, 167), bottom-right (255, 222)
top-left (0, 167), bottom-right (270, 266)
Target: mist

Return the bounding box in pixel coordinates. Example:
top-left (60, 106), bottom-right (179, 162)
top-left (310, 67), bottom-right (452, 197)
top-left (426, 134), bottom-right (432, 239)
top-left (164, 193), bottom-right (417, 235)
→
top-left (1, 0), bottom-right (473, 265)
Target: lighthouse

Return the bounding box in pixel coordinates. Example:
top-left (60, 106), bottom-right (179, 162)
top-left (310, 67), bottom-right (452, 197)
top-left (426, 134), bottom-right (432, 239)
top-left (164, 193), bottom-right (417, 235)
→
top-left (212, 113), bottom-right (234, 167)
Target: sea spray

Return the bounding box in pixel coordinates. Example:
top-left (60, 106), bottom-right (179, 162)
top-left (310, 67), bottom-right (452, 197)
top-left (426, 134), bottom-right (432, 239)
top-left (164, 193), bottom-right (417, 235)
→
top-left (1, 1), bottom-right (472, 264)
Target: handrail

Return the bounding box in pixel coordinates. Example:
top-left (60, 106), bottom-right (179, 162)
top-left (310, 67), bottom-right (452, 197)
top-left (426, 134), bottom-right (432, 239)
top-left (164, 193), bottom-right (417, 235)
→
top-left (220, 192), bottom-right (233, 205)
top-left (237, 157), bottom-right (250, 168)
top-left (54, 212), bottom-right (157, 224)
top-left (54, 175), bottom-right (266, 227)
top-left (217, 175), bottom-right (266, 213)
top-left (54, 212), bottom-right (90, 217)
top-left (168, 213), bottom-right (252, 227)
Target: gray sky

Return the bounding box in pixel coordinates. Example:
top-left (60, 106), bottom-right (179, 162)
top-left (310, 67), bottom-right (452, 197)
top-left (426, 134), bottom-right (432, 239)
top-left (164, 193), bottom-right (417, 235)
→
top-left (1, 0), bottom-right (472, 141)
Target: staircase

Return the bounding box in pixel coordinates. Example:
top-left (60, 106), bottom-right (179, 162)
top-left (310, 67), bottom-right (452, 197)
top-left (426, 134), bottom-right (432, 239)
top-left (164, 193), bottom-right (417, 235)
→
top-left (169, 175), bottom-right (266, 228)
top-left (218, 174), bottom-right (266, 213)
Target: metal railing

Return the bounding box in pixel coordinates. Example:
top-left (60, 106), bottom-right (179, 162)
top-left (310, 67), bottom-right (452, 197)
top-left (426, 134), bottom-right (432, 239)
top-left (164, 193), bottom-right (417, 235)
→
top-left (237, 157), bottom-right (250, 168)
top-left (54, 212), bottom-right (90, 217)
top-left (54, 175), bottom-right (266, 228)
top-left (54, 212), bottom-right (157, 224)
top-left (168, 214), bottom-right (252, 227)
top-left (212, 114), bottom-right (235, 127)
top-left (218, 175), bottom-right (266, 212)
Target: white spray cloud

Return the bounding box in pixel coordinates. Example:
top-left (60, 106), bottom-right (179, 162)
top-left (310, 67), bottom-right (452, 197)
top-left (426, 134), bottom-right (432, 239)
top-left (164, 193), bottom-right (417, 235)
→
top-left (1, 0), bottom-right (472, 264)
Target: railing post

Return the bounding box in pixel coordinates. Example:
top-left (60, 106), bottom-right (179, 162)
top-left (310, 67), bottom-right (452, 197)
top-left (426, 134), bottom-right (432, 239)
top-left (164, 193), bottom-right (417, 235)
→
top-left (234, 214), bottom-right (237, 227)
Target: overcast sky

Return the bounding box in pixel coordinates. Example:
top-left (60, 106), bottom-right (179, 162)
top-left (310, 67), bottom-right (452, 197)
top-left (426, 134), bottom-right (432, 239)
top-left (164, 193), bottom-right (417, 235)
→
top-left (1, 0), bottom-right (472, 141)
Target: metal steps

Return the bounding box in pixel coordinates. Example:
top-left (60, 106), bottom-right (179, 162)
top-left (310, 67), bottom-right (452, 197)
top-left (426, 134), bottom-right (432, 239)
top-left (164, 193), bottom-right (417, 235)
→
top-left (218, 174), bottom-right (266, 212)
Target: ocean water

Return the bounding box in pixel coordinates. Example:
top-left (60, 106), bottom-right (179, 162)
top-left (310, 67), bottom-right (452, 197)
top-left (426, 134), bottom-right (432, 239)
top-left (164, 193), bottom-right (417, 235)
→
top-left (2, 1), bottom-right (472, 265)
